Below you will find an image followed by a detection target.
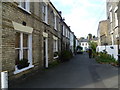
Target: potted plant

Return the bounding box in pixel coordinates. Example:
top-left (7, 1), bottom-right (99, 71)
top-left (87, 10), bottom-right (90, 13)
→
top-left (17, 58), bottom-right (30, 69)
top-left (54, 52), bottom-right (58, 57)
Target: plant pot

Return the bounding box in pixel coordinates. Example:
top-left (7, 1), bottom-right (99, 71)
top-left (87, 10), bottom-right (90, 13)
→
top-left (17, 64), bottom-right (24, 69)
top-left (17, 63), bottom-right (29, 70)
top-left (25, 63), bottom-right (29, 67)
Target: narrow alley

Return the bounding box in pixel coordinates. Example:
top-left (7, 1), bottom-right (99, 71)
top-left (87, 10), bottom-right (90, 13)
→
top-left (12, 53), bottom-right (118, 88)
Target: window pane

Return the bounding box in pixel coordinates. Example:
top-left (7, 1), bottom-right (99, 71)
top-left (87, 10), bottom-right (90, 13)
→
top-left (15, 49), bottom-right (20, 65)
top-left (15, 32), bottom-right (20, 48)
top-left (43, 5), bottom-right (46, 21)
top-left (21, 2), bottom-right (26, 9)
top-left (23, 33), bottom-right (28, 47)
top-left (23, 49), bottom-right (28, 59)
top-left (43, 13), bottom-right (45, 21)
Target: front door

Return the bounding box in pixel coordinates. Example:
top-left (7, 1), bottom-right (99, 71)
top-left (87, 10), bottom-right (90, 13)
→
top-left (43, 37), bottom-right (48, 68)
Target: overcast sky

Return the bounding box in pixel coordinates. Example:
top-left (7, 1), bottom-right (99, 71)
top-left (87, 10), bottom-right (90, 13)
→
top-left (51, 0), bottom-right (107, 38)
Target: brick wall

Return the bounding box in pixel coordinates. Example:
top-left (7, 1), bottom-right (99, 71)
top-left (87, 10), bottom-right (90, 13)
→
top-left (107, 1), bottom-right (119, 45)
top-left (1, 1), bottom-right (63, 86)
top-left (0, 2), bottom-right (61, 80)
top-left (2, 2), bottom-right (44, 80)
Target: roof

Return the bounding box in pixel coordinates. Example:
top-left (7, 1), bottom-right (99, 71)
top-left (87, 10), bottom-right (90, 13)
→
top-left (79, 39), bottom-right (89, 42)
top-left (92, 37), bottom-right (98, 41)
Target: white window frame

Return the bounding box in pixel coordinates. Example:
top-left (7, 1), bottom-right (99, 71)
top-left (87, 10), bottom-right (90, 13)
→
top-left (110, 11), bottom-right (112, 23)
top-left (18, 0), bottom-right (31, 14)
top-left (114, 6), bottom-right (118, 27)
top-left (53, 40), bottom-right (58, 52)
top-left (54, 13), bottom-right (57, 30)
top-left (115, 12), bottom-right (118, 27)
top-left (14, 32), bottom-right (33, 74)
top-left (109, 6), bottom-right (112, 23)
top-left (68, 30), bottom-right (69, 38)
top-left (42, 3), bottom-right (48, 24)
top-left (58, 19), bottom-right (61, 31)
top-left (66, 29), bottom-right (68, 37)
top-left (63, 25), bottom-right (65, 36)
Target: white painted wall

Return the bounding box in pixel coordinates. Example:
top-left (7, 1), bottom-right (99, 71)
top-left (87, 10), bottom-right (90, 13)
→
top-left (80, 42), bottom-right (89, 51)
top-left (96, 45), bottom-right (118, 60)
top-left (76, 39), bottom-right (79, 47)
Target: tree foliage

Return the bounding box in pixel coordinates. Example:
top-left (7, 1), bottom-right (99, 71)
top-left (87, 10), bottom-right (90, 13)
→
top-left (89, 41), bottom-right (97, 52)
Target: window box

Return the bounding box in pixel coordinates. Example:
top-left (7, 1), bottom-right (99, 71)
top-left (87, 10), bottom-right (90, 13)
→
top-left (53, 52), bottom-right (59, 59)
top-left (14, 65), bottom-right (34, 74)
top-left (54, 51), bottom-right (58, 56)
top-left (16, 58), bottom-right (30, 70)
top-left (54, 56), bottom-right (59, 59)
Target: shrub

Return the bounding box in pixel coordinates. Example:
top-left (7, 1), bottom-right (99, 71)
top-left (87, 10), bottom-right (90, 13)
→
top-left (58, 50), bottom-right (73, 62)
top-left (49, 60), bottom-right (60, 68)
top-left (89, 41), bottom-right (97, 53)
top-left (17, 58), bottom-right (30, 69)
top-left (95, 52), bottom-right (117, 64)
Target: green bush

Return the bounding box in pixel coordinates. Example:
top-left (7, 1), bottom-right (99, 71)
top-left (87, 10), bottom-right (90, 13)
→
top-left (17, 58), bottom-right (30, 69)
top-left (96, 52), bottom-right (118, 64)
top-left (49, 60), bottom-right (60, 68)
top-left (89, 41), bottom-right (97, 53)
top-left (59, 50), bottom-right (73, 62)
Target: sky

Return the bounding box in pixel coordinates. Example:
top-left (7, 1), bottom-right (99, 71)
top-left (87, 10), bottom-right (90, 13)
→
top-left (51, 0), bottom-right (107, 38)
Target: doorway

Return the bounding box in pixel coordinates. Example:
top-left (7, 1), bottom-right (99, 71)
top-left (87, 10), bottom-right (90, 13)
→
top-left (43, 37), bottom-right (48, 68)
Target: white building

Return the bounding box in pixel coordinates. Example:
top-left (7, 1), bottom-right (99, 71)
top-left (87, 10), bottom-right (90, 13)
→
top-left (80, 39), bottom-right (89, 51)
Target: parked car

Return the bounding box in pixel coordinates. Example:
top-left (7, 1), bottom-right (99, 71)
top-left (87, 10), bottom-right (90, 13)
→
top-left (77, 49), bottom-right (83, 54)
top-left (86, 48), bottom-right (89, 53)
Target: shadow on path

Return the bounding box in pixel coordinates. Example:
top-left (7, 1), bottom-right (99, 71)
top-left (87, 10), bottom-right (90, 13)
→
top-left (11, 52), bottom-right (118, 88)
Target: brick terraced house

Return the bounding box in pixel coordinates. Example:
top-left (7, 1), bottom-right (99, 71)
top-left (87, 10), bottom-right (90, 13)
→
top-left (0, 0), bottom-right (78, 86)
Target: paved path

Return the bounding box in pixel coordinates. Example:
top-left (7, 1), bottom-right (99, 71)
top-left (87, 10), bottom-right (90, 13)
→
top-left (13, 53), bottom-right (118, 88)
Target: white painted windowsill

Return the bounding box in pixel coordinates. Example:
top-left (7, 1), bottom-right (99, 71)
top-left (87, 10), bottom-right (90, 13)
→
top-left (53, 56), bottom-right (58, 59)
top-left (14, 65), bottom-right (34, 74)
top-left (18, 5), bottom-right (31, 14)
top-left (113, 26), bottom-right (118, 30)
top-left (42, 21), bottom-right (49, 26)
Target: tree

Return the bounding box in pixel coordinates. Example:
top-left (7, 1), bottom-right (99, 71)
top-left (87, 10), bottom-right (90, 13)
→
top-left (89, 41), bottom-right (98, 57)
top-left (87, 33), bottom-right (92, 40)
top-left (93, 35), bottom-right (96, 39)
top-left (89, 41), bottom-right (97, 53)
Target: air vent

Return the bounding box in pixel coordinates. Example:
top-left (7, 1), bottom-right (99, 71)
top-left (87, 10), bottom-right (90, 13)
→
top-left (22, 21), bottom-right (26, 26)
